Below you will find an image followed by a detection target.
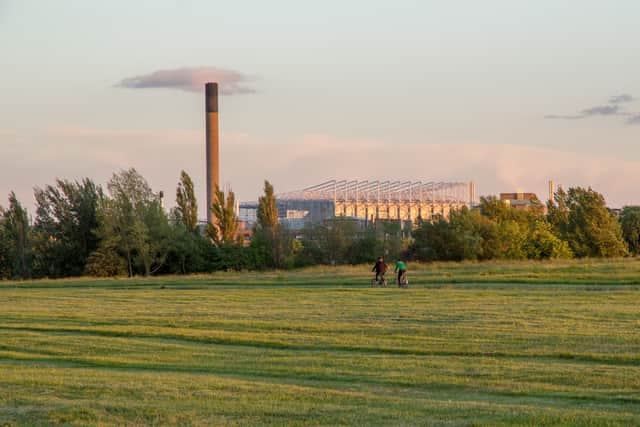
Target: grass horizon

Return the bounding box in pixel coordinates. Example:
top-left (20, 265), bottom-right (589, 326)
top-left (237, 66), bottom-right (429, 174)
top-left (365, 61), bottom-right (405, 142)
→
top-left (3, 257), bottom-right (640, 288)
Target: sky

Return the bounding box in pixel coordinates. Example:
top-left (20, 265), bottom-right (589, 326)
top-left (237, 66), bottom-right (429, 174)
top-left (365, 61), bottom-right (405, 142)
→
top-left (1, 0), bottom-right (640, 218)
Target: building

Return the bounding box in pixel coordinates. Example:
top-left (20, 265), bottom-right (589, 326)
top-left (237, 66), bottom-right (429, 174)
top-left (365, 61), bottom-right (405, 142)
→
top-left (240, 180), bottom-right (475, 230)
top-left (499, 192), bottom-right (541, 210)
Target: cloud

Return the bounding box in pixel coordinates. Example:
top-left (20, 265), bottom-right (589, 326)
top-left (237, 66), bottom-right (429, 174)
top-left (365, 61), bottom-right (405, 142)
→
top-left (609, 94), bottom-right (635, 104)
top-left (580, 105), bottom-right (621, 116)
top-left (116, 67), bottom-right (256, 94)
top-left (627, 115), bottom-right (640, 125)
top-left (546, 94), bottom-right (637, 123)
top-left (544, 114), bottom-right (583, 120)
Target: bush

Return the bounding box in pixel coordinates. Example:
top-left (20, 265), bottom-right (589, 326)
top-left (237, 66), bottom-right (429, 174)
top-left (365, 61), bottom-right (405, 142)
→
top-left (85, 248), bottom-right (127, 277)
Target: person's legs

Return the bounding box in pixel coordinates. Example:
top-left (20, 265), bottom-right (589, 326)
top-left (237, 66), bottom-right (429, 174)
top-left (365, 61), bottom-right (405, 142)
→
top-left (399, 270), bottom-right (406, 286)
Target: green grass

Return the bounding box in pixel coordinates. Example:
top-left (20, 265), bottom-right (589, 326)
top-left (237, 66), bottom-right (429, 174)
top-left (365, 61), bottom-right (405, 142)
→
top-left (1, 259), bottom-right (640, 426)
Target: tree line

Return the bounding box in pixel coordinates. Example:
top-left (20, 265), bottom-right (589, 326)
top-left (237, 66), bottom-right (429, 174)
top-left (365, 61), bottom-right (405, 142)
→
top-left (1, 168), bottom-right (639, 279)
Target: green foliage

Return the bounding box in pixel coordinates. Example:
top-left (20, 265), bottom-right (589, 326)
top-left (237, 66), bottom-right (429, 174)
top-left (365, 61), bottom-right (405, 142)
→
top-left (494, 220), bottom-right (528, 259)
top-left (252, 180), bottom-right (282, 268)
top-left (412, 203), bottom-right (572, 262)
top-left (215, 244), bottom-right (252, 271)
top-left (85, 242), bottom-right (128, 277)
top-left (32, 178), bottom-right (102, 278)
top-left (348, 228), bottom-right (379, 264)
top-left (620, 206), bottom-right (640, 255)
top-left (175, 170), bottom-right (199, 234)
top-left (479, 196), bottom-right (545, 260)
top-left (1, 192), bottom-right (31, 279)
top-left (0, 208), bottom-right (12, 279)
top-left (1, 170), bottom-right (636, 279)
top-left (294, 219), bottom-right (403, 266)
top-left (92, 169), bottom-right (171, 276)
top-left (412, 208), bottom-right (492, 261)
top-left (164, 223), bottom-right (218, 274)
top-left (257, 180), bottom-right (278, 231)
top-left (296, 218), bottom-right (358, 265)
top-left (547, 187), bottom-right (628, 258)
top-left (377, 221), bottom-right (408, 262)
top-left (525, 220), bottom-right (573, 260)
top-left (206, 184), bottom-right (240, 246)
top-left (411, 216), bottom-right (455, 261)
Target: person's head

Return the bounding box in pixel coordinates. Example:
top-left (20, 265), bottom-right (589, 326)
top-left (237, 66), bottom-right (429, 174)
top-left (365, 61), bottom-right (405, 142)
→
top-left (377, 256), bottom-right (382, 261)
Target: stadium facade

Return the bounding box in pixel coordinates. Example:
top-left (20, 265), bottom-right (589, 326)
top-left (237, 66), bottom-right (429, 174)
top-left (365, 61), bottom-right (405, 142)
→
top-left (240, 180), bottom-right (476, 229)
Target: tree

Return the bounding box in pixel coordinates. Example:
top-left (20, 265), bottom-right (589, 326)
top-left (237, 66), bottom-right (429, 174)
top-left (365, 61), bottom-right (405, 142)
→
top-left (295, 218), bottom-right (363, 266)
top-left (411, 206), bottom-right (535, 261)
top-left (479, 196), bottom-right (513, 223)
top-left (91, 168), bottom-right (170, 276)
top-left (85, 244), bottom-right (128, 277)
top-left (411, 216), bottom-right (457, 261)
top-left (165, 223), bottom-right (216, 274)
top-left (375, 221), bottom-right (407, 262)
top-left (0, 207), bottom-right (12, 279)
top-left (325, 217), bottom-right (359, 265)
top-left (411, 207), bottom-right (496, 262)
top-left (1, 192), bottom-right (31, 278)
top-left (206, 184), bottom-right (240, 246)
top-left (252, 180), bottom-right (283, 268)
top-left (493, 220), bottom-right (528, 260)
top-left (257, 180), bottom-right (278, 231)
top-left (547, 187), bottom-right (627, 258)
top-left (450, 208), bottom-right (491, 261)
top-left (135, 197), bottom-right (172, 275)
top-left (32, 178), bottom-right (102, 277)
top-left (478, 195), bottom-right (545, 260)
top-left (524, 220), bottom-right (573, 260)
top-left (348, 228), bottom-right (379, 265)
top-left (619, 206), bottom-right (640, 255)
top-left (175, 170), bottom-right (199, 234)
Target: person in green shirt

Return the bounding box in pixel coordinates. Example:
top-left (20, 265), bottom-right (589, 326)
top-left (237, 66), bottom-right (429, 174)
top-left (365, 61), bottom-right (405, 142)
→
top-left (394, 260), bottom-right (407, 287)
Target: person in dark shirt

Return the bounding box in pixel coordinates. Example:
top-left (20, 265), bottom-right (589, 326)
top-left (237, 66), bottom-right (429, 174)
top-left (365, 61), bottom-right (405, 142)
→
top-left (372, 256), bottom-right (388, 286)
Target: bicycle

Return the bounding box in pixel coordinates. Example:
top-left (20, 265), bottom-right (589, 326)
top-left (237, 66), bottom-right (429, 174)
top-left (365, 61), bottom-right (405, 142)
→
top-left (397, 271), bottom-right (409, 288)
top-left (371, 274), bottom-right (388, 287)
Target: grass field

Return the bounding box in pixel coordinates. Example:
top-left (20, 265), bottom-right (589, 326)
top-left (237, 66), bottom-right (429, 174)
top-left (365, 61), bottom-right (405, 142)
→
top-left (1, 259), bottom-right (639, 426)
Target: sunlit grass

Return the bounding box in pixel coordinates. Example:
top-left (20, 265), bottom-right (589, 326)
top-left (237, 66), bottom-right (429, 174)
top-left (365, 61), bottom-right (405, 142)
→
top-left (1, 259), bottom-right (639, 425)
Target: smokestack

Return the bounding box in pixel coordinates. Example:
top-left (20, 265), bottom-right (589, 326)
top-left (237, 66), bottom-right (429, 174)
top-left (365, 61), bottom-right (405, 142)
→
top-left (205, 82), bottom-right (219, 224)
top-left (159, 191), bottom-right (165, 210)
top-left (548, 180), bottom-right (555, 204)
top-left (469, 181), bottom-right (476, 207)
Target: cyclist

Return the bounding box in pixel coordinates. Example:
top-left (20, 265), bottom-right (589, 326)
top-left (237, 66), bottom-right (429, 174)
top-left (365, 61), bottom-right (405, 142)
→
top-left (371, 256), bottom-right (388, 286)
top-left (395, 260), bottom-right (408, 287)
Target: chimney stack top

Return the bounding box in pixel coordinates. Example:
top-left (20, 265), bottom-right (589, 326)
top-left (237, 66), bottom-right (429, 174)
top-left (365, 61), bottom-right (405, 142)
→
top-left (205, 82), bottom-right (218, 113)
